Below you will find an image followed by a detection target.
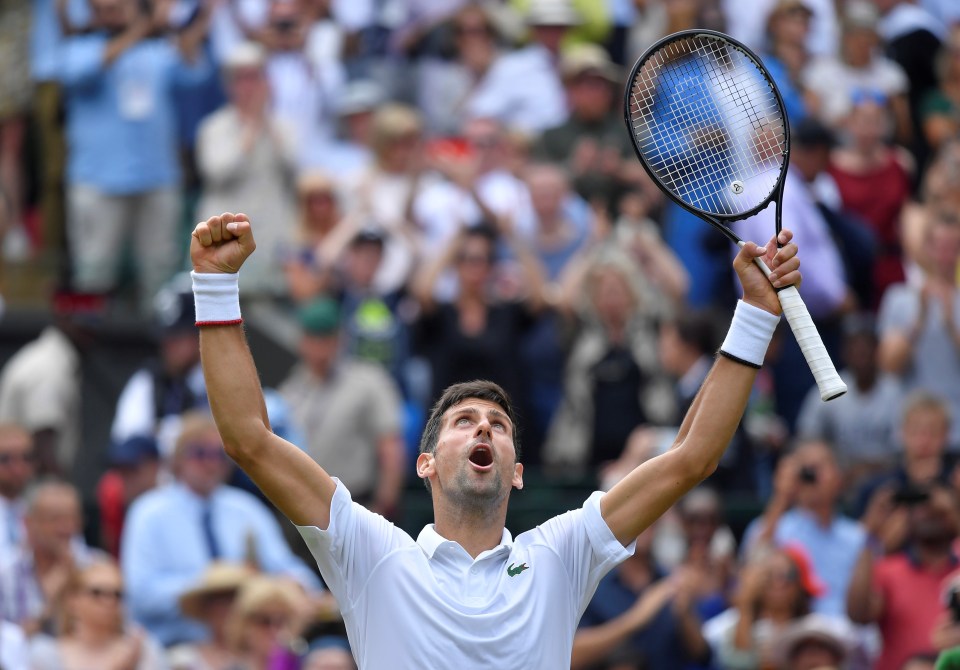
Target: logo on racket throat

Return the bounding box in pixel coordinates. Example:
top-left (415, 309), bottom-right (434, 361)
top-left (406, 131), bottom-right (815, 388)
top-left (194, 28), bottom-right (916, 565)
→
top-left (507, 562), bottom-right (530, 577)
top-left (731, 180), bottom-right (744, 195)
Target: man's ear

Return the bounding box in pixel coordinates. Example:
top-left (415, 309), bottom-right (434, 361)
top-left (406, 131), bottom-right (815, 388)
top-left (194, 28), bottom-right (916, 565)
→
top-left (512, 462), bottom-right (523, 490)
top-left (416, 452), bottom-right (435, 481)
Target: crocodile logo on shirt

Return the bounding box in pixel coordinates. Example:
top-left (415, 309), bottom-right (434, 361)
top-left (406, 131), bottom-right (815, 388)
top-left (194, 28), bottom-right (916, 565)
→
top-left (506, 562), bottom-right (530, 577)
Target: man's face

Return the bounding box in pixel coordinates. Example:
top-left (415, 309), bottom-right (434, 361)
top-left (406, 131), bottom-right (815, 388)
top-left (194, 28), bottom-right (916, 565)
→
top-left (418, 399), bottom-right (523, 512)
top-left (175, 430), bottom-right (231, 497)
top-left (91, 0), bottom-right (135, 31)
top-left (788, 639), bottom-right (843, 670)
top-left (0, 430), bottom-right (34, 499)
top-left (25, 489), bottom-right (81, 556)
top-left (902, 408), bottom-right (948, 461)
top-left (299, 333), bottom-right (340, 377)
top-left (567, 74), bottom-right (614, 121)
top-left (161, 331), bottom-right (200, 377)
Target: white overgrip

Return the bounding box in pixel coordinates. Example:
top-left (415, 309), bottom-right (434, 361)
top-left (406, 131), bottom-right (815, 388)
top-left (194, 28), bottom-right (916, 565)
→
top-left (776, 285), bottom-right (847, 401)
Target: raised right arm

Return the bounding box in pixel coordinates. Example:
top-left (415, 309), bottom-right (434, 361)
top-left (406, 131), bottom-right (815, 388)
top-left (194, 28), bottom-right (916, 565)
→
top-left (191, 213), bottom-right (336, 529)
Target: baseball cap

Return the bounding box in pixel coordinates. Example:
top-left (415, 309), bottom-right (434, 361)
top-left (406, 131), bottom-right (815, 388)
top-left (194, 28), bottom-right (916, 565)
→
top-left (337, 80), bottom-right (385, 117)
top-left (780, 614), bottom-right (852, 663)
top-left (154, 282), bottom-right (196, 336)
top-left (108, 435), bottom-right (160, 468)
top-left (526, 0), bottom-right (581, 26)
top-left (223, 42), bottom-right (267, 71)
top-left (298, 297), bottom-right (341, 336)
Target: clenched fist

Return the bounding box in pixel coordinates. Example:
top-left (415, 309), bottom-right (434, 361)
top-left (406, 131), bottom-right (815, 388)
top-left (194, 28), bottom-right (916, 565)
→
top-left (190, 213), bottom-right (257, 274)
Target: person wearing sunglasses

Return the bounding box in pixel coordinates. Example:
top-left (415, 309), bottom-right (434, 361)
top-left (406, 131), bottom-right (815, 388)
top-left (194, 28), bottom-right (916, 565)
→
top-left (224, 575), bottom-right (307, 670)
top-left (29, 559), bottom-right (167, 670)
top-left (120, 411), bottom-right (320, 648)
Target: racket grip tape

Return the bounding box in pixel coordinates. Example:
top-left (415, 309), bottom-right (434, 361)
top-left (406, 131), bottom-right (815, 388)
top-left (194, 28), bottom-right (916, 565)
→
top-left (776, 285), bottom-right (847, 401)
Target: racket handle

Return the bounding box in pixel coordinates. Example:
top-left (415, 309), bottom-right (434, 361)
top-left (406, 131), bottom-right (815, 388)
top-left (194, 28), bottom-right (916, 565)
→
top-left (776, 285), bottom-right (847, 401)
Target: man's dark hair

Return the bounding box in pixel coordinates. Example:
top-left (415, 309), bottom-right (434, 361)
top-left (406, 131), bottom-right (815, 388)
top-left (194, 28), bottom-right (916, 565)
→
top-left (418, 380), bottom-right (521, 461)
top-left (671, 310), bottom-right (722, 357)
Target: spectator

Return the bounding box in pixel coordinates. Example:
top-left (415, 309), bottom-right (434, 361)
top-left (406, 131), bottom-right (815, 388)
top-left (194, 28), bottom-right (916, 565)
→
top-left (847, 485), bottom-right (960, 670)
top-left (121, 412), bottom-right (320, 646)
top-left (96, 435), bottom-right (161, 559)
top-left (778, 613), bottom-right (854, 670)
top-left (59, 0), bottom-right (211, 304)
top-left (545, 249), bottom-right (675, 472)
top-left (920, 27), bottom-right (960, 154)
top-left (413, 223), bottom-right (546, 458)
top-left (522, 163), bottom-right (592, 281)
top-left (464, 0), bottom-right (571, 133)
top-left (334, 228), bottom-right (413, 394)
top-left (796, 314), bottom-right (904, 484)
top-left (572, 525), bottom-right (711, 670)
top-left (168, 562), bottom-right (251, 670)
top-left (413, 116), bottom-right (536, 255)
top-left (415, 4), bottom-right (510, 137)
top-left (875, 0), bottom-right (946, 167)
top-left (111, 277), bottom-right (206, 460)
top-left (0, 423), bottom-right (35, 552)
top-left (283, 172), bottom-right (349, 305)
top-left (348, 104), bottom-right (424, 294)
top-left (29, 559), bottom-right (168, 669)
top-left (224, 576), bottom-right (308, 670)
top-left (195, 42), bottom-right (298, 297)
top-left (0, 291), bottom-right (103, 476)
top-left (856, 390), bottom-right (952, 522)
top-left (764, 0), bottom-right (818, 124)
top-left (532, 43), bottom-right (639, 215)
top-left (0, 481), bottom-right (103, 635)
top-left (301, 636), bottom-right (356, 670)
top-left (703, 547), bottom-right (843, 670)
top-left (279, 297), bottom-right (406, 518)
top-left (802, 1), bottom-right (911, 142)
top-left (721, 0), bottom-right (838, 58)
top-left (741, 440), bottom-right (867, 618)
top-left (303, 79), bottom-right (380, 184)
top-left (828, 93), bottom-right (912, 306)
top-left (878, 210), bottom-right (960, 447)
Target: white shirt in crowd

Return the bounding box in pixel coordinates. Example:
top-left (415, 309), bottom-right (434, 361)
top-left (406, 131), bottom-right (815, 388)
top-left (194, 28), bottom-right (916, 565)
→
top-left (296, 480), bottom-right (632, 670)
top-left (721, 0), bottom-right (840, 57)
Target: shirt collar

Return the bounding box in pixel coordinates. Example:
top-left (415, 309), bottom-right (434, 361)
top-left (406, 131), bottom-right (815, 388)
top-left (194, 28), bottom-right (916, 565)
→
top-left (416, 524), bottom-right (514, 561)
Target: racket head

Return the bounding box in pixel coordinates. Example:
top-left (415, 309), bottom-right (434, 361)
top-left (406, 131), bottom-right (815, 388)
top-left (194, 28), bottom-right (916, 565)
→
top-left (623, 30), bottom-right (791, 230)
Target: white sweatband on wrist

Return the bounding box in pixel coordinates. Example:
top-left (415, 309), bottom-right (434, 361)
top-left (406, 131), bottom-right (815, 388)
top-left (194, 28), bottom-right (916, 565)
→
top-left (719, 300), bottom-right (780, 368)
top-left (191, 271), bottom-right (242, 326)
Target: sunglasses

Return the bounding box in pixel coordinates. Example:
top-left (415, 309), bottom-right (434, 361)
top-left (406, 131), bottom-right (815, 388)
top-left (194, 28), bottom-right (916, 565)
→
top-left (248, 613), bottom-right (291, 629)
top-left (85, 586), bottom-right (124, 601)
top-left (0, 452), bottom-right (33, 466)
top-left (457, 253), bottom-right (493, 265)
top-left (183, 445), bottom-right (227, 462)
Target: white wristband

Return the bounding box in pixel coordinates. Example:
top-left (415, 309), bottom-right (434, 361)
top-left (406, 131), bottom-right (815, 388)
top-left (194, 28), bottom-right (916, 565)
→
top-left (719, 300), bottom-right (780, 368)
top-left (191, 272), bottom-right (242, 326)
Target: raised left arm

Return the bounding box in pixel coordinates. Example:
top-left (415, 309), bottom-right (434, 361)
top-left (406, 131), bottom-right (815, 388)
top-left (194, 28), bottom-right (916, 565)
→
top-left (601, 231), bottom-right (800, 545)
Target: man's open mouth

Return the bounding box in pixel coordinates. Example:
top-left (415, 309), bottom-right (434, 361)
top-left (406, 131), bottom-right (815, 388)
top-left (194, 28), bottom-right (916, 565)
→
top-left (468, 444), bottom-right (494, 468)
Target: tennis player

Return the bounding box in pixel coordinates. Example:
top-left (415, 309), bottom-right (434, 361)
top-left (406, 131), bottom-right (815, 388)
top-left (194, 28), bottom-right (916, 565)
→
top-left (190, 212), bottom-right (800, 669)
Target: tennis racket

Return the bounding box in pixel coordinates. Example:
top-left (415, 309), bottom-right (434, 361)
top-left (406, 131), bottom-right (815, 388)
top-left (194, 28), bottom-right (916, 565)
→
top-left (623, 29), bottom-right (847, 401)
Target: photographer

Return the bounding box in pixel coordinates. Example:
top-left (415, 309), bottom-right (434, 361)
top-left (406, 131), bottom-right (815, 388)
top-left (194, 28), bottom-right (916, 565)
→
top-left (847, 482), bottom-right (960, 670)
top-left (741, 439), bottom-right (865, 618)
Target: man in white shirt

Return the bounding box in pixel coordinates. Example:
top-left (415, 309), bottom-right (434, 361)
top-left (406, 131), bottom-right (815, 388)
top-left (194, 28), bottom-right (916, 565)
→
top-left (0, 424), bottom-right (34, 552)
top-left (187, 212), bottom-right (803, 668)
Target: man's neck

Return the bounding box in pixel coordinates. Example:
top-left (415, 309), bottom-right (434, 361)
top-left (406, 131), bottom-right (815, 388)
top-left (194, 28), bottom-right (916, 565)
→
top-left (802, 502), bottom-right (835, 528)
top-left (433, 504), bottom-right (508, 559)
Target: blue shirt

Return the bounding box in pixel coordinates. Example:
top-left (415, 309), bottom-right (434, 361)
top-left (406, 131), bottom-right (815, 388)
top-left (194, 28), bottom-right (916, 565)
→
top-left (59, 35), bottom-right (210, 194)
top-left (31, 0), bottom-right (90, 82)
top-left (121, 482), bottom-right (320, 646)
top-left (742, 508), bottom-right (866, 617)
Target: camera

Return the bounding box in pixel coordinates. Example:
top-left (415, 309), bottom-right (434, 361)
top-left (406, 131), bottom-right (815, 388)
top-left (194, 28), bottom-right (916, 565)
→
top-left (798, 466), bottom-right (818, 484)
top-left (946, 583), bottom-right (960, 622)
top-left (892, 484), bottom-right (931, 506)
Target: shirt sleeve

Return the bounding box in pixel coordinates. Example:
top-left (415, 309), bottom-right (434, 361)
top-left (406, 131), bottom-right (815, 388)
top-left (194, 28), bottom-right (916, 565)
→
top-left (877, 285), bottom-right (916, 336)
top-left (59, 36), bottom-right (106, 89)
top-left (530, 492), bottom-right (634, 616)
top-left (296, 480), bottom-right (413, 612)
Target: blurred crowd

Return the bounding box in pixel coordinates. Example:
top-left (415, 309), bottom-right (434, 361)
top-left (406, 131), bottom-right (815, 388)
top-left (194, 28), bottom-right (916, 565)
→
top-left (0, 0), bottom-right (959, 667)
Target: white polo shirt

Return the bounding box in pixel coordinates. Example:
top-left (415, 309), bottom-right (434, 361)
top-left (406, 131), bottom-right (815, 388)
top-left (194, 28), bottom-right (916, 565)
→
top-left (297, 481), bottom-right (632, 669)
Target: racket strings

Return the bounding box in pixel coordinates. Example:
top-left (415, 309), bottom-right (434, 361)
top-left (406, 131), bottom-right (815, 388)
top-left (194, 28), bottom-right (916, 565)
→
top-left (629, 35), bottom-right (787, 217)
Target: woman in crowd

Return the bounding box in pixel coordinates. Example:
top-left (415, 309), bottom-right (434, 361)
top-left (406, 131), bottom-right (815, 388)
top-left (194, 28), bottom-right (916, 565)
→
top-left (30, 559), bottom-right (168, 670)
top-left (920, 26), bottom-right (960, 155)
top-left (282, 172), bottom-right (353, 304)
top-left (225, 575), bottom-right (308, 670)
top-left (702, 547), bottom-right (841, 670)
top-left (829, 93), bottom-right (913, 306)
top-left (168, 562), bottom-right (252, 670)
